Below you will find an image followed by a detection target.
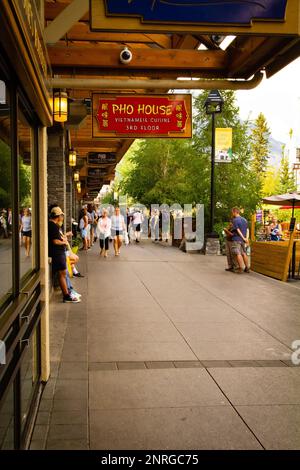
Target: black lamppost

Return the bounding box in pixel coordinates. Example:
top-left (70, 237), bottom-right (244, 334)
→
top-left (204, 89), bottom-right (224, 237)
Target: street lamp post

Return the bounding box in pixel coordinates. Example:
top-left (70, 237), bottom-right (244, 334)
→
top-left (204, 90), bottom-right (224, 238)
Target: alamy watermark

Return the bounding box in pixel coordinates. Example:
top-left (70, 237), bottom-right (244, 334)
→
top-left (98, 197), bottom-right (205, 245)
top-left (291, 340), bottom-right (300, 365)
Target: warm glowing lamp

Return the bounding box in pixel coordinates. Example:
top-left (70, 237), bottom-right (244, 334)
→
top-left (74, 170), bottom-right (80, 182)
top-left (53, 91), bottom-right (68, 122)
top-left (69, 148), bottom-right (77, 167)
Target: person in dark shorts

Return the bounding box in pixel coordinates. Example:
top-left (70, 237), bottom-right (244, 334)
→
top-left (230, 207), bottom-right (250, 274)
top-left (20, 208), bottom-right (32, 257)
top-left (48, 207), bottom-right (79, 303)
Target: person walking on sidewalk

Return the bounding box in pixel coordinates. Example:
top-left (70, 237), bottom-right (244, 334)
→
top-left (111, 206), bottom-right (126, 256)
top-left (97, 208), bottom-right (111, 258)
top-left (230, 207), bottom-right (250, 274)
top-left (132, 208), bottom-right (143, 243)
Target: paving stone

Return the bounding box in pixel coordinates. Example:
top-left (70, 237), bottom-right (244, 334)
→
top-left (201, 361), bottom-right (231, 368)
top-left (31, 425), bottom-right (48, 441)
top-left (90, 407), bottom-right (262, 450)
top-left (255, 360), bottom-right (288, 367)
top-left (30, 440), bottom-right (46, 450)
top-left (117, 362), bottom-right (146, 370)
top-left (89, 362), bottom-right (117, 371)
top-left (237, 405), bottom-right (300, 450)
top-left (58, 362), bottom-right (88, 380)
top-left (145, 362), bottom-right (175, 369)
top-left (46, 440), bottom-right (89, 450)
top-left (35, 412), bottom-right (51, 425)
top-left (229, 361), bottom-right (259, 367)
top-left (38, 399), bottom-right (53, 412)
top-left (209, 368), bottom-right (300, 405)
top-left (47, 424), bottom-right (88, 441)
top-left (89, 369), bottom-right (229, 410)
top-left (52, 399), bottom-right (88, 412)
top-left (50, 411), bottom-right (88, 425)
top-left (174, 361), bottom-right (204, 368)
top-left (53, 379), bottom-right (88, 401)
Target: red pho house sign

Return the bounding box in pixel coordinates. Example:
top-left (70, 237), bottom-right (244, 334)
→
top-left (92, 94), bottom-right (192, 138)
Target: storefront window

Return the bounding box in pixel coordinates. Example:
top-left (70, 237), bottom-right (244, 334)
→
top-left (20, 326), bottom-right (40, 434)
top-left (18, 104), bottom-right (35, 280)
top-left (0, 78), bottom-right (13, 303)
top-left (0, 381), bottom-right (14, 450)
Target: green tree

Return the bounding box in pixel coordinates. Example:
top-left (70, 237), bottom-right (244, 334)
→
top-left (262, 165), bottom-right (280, 197)
top-left (250, 112), bottom-right (270, 184)
top-left (278, 147), bottom-right (296, 194)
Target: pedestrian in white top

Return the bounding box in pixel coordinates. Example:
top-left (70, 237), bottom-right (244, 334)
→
top-left (97, 209), bottom-right (111, 258)
top-left (111, 207), bottom-right (126, 256)
top-left (132, 209), bottom-right (143, 243)
top-left (20, 208), bottom-right (32, 257)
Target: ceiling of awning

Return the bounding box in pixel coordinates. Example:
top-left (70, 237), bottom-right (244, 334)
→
top-left (44, 0), bottom-right (300, 200)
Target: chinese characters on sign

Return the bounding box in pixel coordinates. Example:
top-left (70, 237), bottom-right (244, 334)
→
top-left (92, 94), bottom-right (192, 138)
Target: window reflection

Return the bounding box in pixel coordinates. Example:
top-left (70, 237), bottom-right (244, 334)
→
top-left (18, 106), bottom-right (34, 280)
top-left (0, 78), bottom-right (13, 302)
top-left (21, 327), bottom-right (40, 433)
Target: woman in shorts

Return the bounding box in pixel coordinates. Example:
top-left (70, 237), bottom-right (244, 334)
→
top-left (111, 207), bottom-right (126, 256)
top-left (20, 208), bottom-right (32, 257)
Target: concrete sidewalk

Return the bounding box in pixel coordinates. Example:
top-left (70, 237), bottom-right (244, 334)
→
top-left (31, 240), bottom-right (300, 450)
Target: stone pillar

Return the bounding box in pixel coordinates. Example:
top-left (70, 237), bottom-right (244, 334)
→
top-left (47, 128), bottom-right (66, 217)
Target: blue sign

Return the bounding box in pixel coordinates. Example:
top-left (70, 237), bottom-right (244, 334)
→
top-left (104, 1), bottom-right (287, 25)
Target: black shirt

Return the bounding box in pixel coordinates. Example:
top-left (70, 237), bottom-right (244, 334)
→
top-left (48, 220), bottom-right (65, 257)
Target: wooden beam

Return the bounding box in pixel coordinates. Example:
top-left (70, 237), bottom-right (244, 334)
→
top-left (44, 0), bottom-right (89, 44)
top-left (172, 34), bottom-right (200, 50)
top-left (64, 24), bottom-right (172, 48)
top-left (48, 45), bottom-right (227, 70)
top-left (45, 2), bottom-right (89, 22)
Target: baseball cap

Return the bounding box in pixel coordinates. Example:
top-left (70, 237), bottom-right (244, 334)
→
top-left (50, 206), bottom-right (64, 217)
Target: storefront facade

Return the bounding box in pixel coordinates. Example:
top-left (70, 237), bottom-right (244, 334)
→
top-left (0, 0), bottom-right (51, 449)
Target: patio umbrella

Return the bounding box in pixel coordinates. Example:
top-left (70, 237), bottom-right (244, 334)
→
top-left (262, 192), bottom-right (300, 218)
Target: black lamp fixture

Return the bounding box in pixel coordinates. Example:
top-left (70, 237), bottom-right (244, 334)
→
top-left (204, 90), bottom-right (224, 237)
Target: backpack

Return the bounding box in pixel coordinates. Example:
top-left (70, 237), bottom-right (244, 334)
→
top-left (79, 218), bottom-right (84, 230)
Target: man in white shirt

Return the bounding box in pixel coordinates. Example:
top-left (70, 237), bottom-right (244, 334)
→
top-left (132, 209), bottom-right (143, 243)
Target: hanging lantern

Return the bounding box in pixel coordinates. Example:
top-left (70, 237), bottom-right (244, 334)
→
top-left (69, 148), bottom-right (77, 167)
top-left (76, 181), bottom-right (81, 193)
top-left (74, 170), bottom-right (80, 182)
top-left (53, 90), bottom-right (68, 122)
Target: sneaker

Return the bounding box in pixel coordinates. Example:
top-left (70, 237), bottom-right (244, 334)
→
top-left (73, 272), bottom-right (84, 278)
top-left (244, 267), bottom-right (251, 273)
top-left (225, 267), bottom-right (234, 272)
top-left (70, 289), bottom-right (82, 298)
top-left (63, 294), bottom-right (80, 303)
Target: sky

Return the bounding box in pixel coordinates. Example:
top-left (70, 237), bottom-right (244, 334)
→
top-left (235, 57), bottom-right (300, 149)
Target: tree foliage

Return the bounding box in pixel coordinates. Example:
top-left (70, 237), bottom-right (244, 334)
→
top-left (0, 140), bottom-right (31, 208)
top-left (250, 112), bottom-right (270, 180)
top-left (278, 151), bottom-right (296, 194)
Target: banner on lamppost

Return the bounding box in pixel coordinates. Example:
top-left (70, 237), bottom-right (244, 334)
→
top-left (215, 128), bottom-right (232, 163)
